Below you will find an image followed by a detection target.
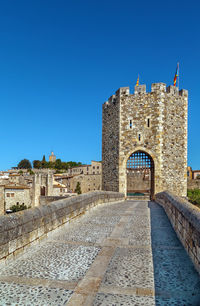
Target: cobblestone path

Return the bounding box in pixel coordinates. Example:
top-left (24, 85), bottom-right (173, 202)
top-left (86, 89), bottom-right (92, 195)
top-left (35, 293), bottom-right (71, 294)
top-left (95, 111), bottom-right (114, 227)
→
top-left (0, 200), bottom-right (200, 305)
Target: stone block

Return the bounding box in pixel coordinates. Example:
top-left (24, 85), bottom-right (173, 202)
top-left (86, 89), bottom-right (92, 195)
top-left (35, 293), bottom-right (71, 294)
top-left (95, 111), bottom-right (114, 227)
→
top-left (8, 238), bottom-right (17, 254)
top-left (156, 191), bottom-right (200, 274)
top-left (0, 243), bottom-right (9, 258)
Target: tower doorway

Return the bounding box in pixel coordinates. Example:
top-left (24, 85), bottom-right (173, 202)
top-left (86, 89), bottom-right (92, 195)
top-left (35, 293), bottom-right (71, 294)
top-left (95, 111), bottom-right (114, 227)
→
top-left (126, 151), bottom-right (154, 199)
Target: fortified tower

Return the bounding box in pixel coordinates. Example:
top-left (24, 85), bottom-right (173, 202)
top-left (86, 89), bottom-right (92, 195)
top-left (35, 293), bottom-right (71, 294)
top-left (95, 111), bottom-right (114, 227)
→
top-left (102, 83), bottom-right (188, 198)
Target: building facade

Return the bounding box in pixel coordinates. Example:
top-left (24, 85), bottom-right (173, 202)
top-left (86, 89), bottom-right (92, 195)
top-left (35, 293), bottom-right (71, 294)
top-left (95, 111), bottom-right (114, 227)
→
top-left (67, 161), bottom-right (101, 176)
top-left (102, 83), bottom-right (188, 197)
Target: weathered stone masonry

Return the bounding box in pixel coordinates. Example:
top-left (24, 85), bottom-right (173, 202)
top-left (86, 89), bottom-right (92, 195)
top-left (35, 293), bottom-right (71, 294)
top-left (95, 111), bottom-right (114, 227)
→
top-left (156, 191), bottom-right (200, 274)
top-left (102, 83), bottom-right (188, 197)
top-left (0, 191), bottom-right (124, 263)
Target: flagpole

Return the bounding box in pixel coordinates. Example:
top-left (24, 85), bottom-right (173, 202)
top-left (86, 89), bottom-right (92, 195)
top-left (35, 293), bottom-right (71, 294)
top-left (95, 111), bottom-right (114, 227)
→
top-left (178, 62), bottom-right (179, 89)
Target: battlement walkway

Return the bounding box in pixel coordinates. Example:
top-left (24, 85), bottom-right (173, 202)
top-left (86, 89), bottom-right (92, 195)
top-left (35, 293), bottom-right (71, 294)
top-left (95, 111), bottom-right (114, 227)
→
top-left (0, 200), bottom-right (200, 305)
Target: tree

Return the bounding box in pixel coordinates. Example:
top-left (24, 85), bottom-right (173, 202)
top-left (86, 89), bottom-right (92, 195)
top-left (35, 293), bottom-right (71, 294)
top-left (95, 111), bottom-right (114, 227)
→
top-left (42, 155), bottom-right (46, 162)
top-left (75, 182), bottom-right (82, 194)
top-left (55, 159), bottom-right (62, 170)
top-left (61, 162), bottom-right (69, 171)
top-left (41, 155), bottom-right (47, 168)
top-left (33, 160), bottom-right (42, 169)
top-left (18, 159), bottom-right (32, 169)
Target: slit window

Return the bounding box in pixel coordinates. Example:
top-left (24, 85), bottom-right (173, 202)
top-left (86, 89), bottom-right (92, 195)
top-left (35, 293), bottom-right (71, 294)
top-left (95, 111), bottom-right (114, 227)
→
top-left (147, 118), bottom-right (150, 127)
top-left (129, 120), bottom-right (132, 129)
top-left (138, 134), bottom-right (141, 141)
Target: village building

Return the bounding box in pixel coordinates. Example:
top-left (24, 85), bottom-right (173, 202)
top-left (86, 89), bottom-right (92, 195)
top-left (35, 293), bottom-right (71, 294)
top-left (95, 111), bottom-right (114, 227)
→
top-left (187, 166), bottom-right (200, 180)
top-left (0, 184), bottom-right (31, 212)
top-left (71, 173), bottom-right (102, 193)
top-left (67, 161), bottom-right (101, 176)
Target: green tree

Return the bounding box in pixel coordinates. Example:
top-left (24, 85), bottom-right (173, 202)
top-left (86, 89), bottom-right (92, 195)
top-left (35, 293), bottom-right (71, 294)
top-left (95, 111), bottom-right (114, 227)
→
top-left (18, 159), bottom-right (32, 169)
top-left (33, 160), bottom-right (42, 169)
top-left (67, 161), bottom-right (82, 168)
top-left (55, 159), bottom-right (62, 170)
top-left (75, 182), bottom-right (82, 194)
top-left (42, 155), bottom-right (46, 162)
top-left (41, 155), bottom-right (47, 168)
top-left (61, 162), bottom-right (69, 171)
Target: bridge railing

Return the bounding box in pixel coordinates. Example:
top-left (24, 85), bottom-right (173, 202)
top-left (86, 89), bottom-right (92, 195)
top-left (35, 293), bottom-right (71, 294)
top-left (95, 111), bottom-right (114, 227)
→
top-left (0, 191), bottom-right (124, 263)
top-left (155, 191), bottom-right (200, 274)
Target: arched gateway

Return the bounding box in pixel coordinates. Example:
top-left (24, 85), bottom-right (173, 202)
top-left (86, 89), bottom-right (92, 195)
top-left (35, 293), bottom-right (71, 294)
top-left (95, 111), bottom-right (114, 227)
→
top-left (102, 82), bottom-right (188, 197)
top-left (127, 151), bottom-right (154, 199)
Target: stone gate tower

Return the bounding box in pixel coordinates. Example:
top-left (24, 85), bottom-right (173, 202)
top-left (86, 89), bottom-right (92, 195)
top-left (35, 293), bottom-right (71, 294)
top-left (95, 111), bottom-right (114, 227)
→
top-left (102, 83), bottom-right (188, 197)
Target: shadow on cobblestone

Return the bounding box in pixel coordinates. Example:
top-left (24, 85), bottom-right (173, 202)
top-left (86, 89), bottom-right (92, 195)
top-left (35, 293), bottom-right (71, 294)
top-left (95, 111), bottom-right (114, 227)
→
top-left (149, 201), bottom-right (200, 305)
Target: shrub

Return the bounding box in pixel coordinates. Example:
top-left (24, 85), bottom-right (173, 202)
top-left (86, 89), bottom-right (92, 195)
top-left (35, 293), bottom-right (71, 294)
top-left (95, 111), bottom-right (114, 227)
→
top-left (187, 189), bottom-right (200, 207)
top-left (10, 203), bottom-right (28, 212)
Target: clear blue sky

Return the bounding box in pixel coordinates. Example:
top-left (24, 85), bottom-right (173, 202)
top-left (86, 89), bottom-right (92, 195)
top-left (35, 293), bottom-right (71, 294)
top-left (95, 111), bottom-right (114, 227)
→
top-left (0, 0), bottom-right (199, 170)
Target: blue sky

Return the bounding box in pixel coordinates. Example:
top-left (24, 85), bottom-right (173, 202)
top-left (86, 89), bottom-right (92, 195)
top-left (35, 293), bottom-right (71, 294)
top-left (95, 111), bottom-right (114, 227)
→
top-left (0, 0), bottom-right (199, 170)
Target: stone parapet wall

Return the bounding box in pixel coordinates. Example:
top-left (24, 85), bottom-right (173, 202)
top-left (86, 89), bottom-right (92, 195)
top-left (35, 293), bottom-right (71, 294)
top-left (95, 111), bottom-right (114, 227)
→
top-left (0, 191), bottom-right (124, 263)
top-left (39, 195), bottom-right (70, 205)
top-left (155, 191), bottom-right (200, 274)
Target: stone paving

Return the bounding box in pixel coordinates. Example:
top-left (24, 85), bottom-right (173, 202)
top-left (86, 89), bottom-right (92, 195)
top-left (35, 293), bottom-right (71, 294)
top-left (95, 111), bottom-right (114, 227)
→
top-left (0, 200), bottom-right (200, 305)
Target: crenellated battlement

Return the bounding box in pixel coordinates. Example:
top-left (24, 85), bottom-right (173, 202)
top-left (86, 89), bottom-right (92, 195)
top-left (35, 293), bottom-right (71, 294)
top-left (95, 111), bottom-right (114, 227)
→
top-left (104, 82), bottom-right (188, 106)
top-left (151, 82), bottom-right (166, 92)
top-left (115, 87), bottom-right (130, 96)
top-left (134, 85), bottom-right (146, 94)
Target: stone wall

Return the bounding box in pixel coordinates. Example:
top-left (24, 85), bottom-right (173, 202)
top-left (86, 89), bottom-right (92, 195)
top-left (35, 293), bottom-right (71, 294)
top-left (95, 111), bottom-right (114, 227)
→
top-left (0, 187), bottom-right (4, 215)
top-left (102, 89), bottom-right (123, 191)
top-left (155, 191), bottom-right (200, 274)
top-left (39, 195), bottom-right (71, 205)
top-left (127, 172), bottom-right (150, 192)
top-left (5, 188), bottom-right (31, 210)
top-left (187, 179), bottom-right (200, 190)
top-left (102, 83), bottom-right (188, 197)
top-left (72, 174), bottom-right (102, 193)
top-left (0, 191), bottom-right (124, 263)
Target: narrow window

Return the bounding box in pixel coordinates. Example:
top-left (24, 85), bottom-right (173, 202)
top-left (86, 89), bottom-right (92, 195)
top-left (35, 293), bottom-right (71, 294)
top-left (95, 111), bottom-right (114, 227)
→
top-left (130, 120), bottom-right (132, 129)
top-left (138, 134), bottom-right (141, 141)
top-left (147, 118), bottom-right (150, 127)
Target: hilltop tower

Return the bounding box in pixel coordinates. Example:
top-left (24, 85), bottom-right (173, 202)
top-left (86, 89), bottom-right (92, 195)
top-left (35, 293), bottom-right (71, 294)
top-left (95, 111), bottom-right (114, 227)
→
top-left (102, 83), bottom-right (188, 198)
top-left (49, 151), bottom-right (56, 163)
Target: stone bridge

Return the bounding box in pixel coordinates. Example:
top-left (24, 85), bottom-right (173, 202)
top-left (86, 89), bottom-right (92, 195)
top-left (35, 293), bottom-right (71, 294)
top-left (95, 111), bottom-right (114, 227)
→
top-left (0, 191), bottom-right (200, 305)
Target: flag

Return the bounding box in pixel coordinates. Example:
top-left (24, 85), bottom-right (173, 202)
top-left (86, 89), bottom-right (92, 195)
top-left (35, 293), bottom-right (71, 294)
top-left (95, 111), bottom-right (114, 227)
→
top-left (173, 63), bottom-right (179, 87)
top-left (136, 75), bottom-right (139, 86)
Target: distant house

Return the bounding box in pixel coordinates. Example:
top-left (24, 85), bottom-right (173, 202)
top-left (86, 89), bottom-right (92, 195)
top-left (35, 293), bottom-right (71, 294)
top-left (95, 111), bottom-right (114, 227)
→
top-left (187, 167), bottom-right (200, 179)
top-left (3, 184), bottom-right (31, 211)
top-left (53, 181), bottom-right (68, 196)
